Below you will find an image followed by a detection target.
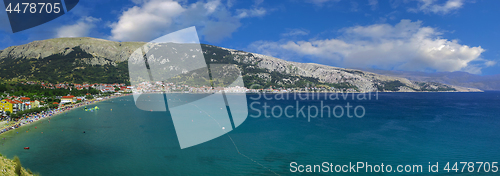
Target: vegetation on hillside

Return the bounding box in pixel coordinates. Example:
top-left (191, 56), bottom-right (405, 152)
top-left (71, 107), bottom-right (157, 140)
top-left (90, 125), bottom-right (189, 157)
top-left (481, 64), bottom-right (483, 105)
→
top-left (376, 80), bottom-right (406, 91)
top-left (0, 83), bottom-right (100, 97)
top-left (201, 45), bottom-right (358, 90)
top-left (0, 46), bottom-right (130, 84)
top-left (0, 154), bottom-right (38, 176)
top-left (0, 40), bottom-right (458, 91)
top-left (0, 43), bottom-right (355, 90)
top-left (375, 80), bottom-right (456, 91)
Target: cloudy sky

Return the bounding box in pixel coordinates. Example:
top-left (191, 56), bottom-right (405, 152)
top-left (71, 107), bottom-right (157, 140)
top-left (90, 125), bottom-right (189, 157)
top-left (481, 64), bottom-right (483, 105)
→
top-left (1, 0), bottom-right (499, 75)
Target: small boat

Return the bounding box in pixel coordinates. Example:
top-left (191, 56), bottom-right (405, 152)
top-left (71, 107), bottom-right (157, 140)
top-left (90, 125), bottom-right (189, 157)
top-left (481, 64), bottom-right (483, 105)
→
top-left (24, 147), bottom-right (29, 150)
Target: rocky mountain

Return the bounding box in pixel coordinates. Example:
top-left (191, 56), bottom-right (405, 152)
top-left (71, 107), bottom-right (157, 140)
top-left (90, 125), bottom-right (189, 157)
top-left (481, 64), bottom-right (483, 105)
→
top-left (0, 37), bottom-right (481, 92)
top-left (365, 69), bottom-right (500, 91)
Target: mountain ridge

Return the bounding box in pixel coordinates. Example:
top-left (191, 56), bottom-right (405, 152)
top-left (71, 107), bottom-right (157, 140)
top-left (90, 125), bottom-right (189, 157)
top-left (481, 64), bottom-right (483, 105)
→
top-left (0, 37), bottom-right (481, 92)
top-left (364, 69), bottom-right (500, 91)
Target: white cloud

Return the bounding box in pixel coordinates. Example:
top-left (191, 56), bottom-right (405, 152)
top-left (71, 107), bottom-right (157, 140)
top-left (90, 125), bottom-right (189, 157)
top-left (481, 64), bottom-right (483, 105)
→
top-left (204, 0), bottom-right (221, 14)
top-left (236, 0), bottom-right (267, 18)
top-left (249, 20), bottom-right (490, 74)
top-left (409, 0), bottom-right (465, 14)
top-left (109, 0), bottom-right (267, 43)
top-left (254, 0), bottom-right (264, 6)
top-left (281, 29), bottom-right (309, 37)
top-left (368, 0), bottom-right (378, 10)
top-left (305, 0), bottom-right (341, 6)
top-left (485, 60), bottom-right (496, 67)
top-left (236, 7), bottom-right (267, 18)
top-left (226, 0), bottom-right (235, 8)
top-left (109, 0), bottom-right (185, 41)
top-left (56, 17), bottom-right (101, 38)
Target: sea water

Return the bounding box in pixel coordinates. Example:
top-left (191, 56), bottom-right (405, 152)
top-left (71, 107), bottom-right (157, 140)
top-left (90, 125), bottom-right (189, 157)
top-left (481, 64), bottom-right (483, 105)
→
top-left (0, 92), bottom-right (499, 175)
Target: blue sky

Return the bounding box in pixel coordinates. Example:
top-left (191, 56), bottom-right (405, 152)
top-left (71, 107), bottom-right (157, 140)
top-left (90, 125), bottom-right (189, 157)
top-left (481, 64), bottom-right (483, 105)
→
top-left (1, 0), bottom-right (499, 75)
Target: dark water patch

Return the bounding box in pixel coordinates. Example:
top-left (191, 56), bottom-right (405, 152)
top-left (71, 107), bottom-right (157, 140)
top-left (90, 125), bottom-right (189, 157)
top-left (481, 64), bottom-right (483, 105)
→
top-left (164, 155), bottom-right (178, 159)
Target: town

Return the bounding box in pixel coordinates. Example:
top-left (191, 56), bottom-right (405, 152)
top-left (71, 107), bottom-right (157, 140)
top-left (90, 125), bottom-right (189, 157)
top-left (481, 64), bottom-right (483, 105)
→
top-left (133, 81), bottom-right (358, 94)
top-left (0, 81), bottom-right (359, 124)
top-left (0, 81), bottom-right (136, 133)
top-left (0, 81), bottom-right (133, 117)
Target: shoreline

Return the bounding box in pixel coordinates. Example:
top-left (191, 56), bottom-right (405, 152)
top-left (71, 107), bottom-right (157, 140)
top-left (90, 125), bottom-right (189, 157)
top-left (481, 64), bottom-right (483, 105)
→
top-left (1, 90), bottom-right (484, 134)
top-left (135, 89), bottom-right (483, 94)
top-left (0, 94), bottom-right (131, 135)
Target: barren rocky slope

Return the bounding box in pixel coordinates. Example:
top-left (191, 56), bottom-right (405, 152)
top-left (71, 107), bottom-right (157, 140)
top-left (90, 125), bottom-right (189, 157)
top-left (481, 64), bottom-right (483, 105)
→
top-left (0, 37), bottom-right (481, 92)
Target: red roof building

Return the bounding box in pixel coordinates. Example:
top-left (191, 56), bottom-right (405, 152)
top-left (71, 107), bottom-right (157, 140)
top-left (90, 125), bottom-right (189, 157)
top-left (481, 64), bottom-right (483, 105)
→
top-left (12, 100), bottom-right (23, 104)
top-left (4, 99), bottom-right (15, 104)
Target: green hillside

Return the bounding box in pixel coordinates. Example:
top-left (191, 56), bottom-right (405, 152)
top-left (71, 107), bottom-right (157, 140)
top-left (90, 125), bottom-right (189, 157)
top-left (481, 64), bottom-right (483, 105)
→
top-left (0, 37), bottom-right (470, 92)
top-left (0, 43), bottom-right (353, 89)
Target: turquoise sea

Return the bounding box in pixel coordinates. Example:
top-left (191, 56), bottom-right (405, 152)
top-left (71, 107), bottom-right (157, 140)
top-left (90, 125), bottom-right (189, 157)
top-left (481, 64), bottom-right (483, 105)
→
top-left (0, 92), bottom-right (500, 175)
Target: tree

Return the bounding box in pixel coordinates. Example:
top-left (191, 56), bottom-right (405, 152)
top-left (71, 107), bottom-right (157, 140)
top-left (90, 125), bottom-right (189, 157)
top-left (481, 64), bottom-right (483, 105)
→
top-left (13, 156), bottom-right (21, 176)
top-left (11, 113), bottom-right (18, 119)
top-left (48, 104), bottom-right (58, 109)
top-left (85, 95), bottom-right (93, 100)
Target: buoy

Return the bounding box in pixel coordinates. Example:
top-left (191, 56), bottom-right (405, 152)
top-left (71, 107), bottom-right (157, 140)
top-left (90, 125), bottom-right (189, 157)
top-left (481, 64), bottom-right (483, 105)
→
top-left (222, 127), bottom-right (225, 130)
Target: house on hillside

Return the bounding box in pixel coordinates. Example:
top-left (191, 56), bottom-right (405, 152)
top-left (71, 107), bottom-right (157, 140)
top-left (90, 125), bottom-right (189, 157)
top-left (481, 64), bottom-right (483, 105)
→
top-left (60, 95), bottom-right (77, 104)
top-left (30, 100), bottom-right (40, 108)
top-left (12, 100), bottom-right (25, 113)
top-left (0, 99), bottom-right (23, 114)
top-left (0, 99), bottom-right (13, 114)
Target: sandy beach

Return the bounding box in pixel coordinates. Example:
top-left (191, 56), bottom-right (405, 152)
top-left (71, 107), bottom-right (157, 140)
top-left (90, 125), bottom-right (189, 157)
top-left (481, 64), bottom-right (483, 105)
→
top-left (0, 94), bottom-right (131, 135)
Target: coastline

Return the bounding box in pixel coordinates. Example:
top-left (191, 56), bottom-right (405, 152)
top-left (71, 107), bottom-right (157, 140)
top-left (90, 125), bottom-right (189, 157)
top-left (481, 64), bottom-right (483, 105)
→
top-left (1, 90), bottom-right (483, 134)
top-left (0, 94), bottom-right (131, 135)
